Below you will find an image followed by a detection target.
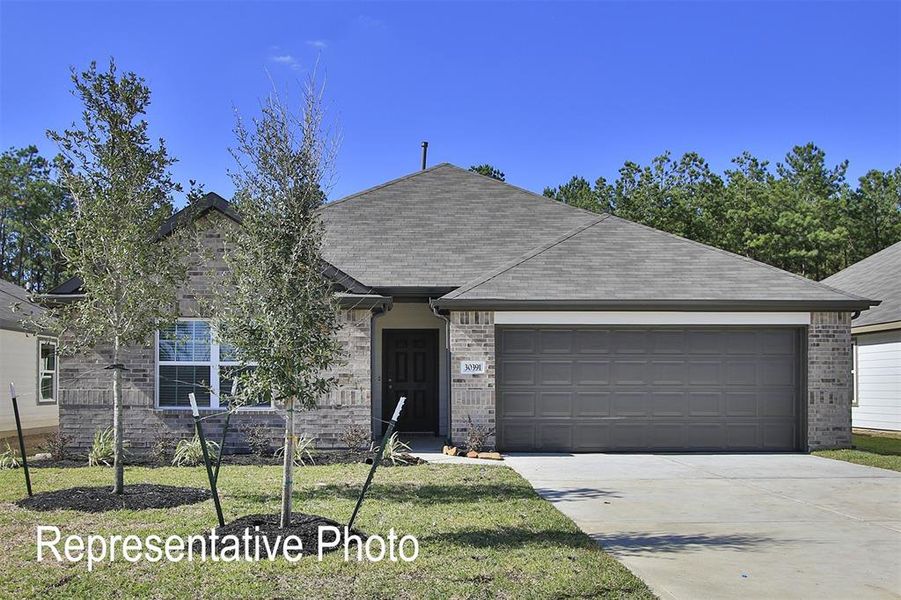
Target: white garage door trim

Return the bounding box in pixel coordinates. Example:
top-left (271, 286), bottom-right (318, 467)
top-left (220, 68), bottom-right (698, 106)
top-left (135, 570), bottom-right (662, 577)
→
top-left (495, 311), bottom-right (811, 326)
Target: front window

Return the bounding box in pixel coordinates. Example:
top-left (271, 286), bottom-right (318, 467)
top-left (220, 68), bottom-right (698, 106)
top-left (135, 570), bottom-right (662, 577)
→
top-left (37, 339), bottom-right (58, 404)
top-left (156, 319), bottom-right (266, 409)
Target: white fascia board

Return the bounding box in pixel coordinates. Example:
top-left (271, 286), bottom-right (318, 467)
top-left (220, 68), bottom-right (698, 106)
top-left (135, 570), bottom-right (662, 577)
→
top-left (494, 311), bottom-right (812, 326)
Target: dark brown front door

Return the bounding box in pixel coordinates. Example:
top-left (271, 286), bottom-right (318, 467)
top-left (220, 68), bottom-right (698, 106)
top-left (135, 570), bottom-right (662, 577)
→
top-left (382, 329), bottom-right (439, 434)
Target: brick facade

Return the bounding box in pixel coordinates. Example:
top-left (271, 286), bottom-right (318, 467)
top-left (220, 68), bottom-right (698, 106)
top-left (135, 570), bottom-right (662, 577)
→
top-left (58, 212), bottom-right (372, 456)
top-left (449, 310), bottom-right (496, 449)
top-left (806, 311), bottom-right (853, 450)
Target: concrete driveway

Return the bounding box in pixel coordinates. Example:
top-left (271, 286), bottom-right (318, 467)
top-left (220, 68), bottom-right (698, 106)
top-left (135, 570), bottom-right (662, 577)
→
top-left (505, 453), bottom-right (901, 599)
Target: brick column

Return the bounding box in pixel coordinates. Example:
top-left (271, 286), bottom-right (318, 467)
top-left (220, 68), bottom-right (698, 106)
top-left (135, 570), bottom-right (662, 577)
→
top-left (449, 310), bottom-right (496, 449)
top-left (807, 311), bottom-right (853, 450)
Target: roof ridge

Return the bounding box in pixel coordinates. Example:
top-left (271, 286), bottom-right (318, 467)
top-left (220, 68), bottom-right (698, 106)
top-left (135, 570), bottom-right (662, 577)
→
top-left (443, 214), bottom-right (610, 299)
top-left (441, 163), bottom-right (608, 219)
top-left (602, 215), bottom-right (874, 303)
top-left (323, 162), bottom-right (454, 209)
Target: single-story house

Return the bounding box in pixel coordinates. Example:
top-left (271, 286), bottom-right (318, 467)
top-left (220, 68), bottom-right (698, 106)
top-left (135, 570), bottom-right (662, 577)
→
top-left (822, 241), bottom-right (900, 432)
top-left (48, 163), bottom-right (877, 454)
top-left (0, 279), bottom-right (59, 450)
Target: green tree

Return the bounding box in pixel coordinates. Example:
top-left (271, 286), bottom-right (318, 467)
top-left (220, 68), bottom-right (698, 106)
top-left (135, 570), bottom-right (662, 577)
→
top-left (0, 146), bottom-right (71, 291)
top-left (42, 60), bottom-right (189, 494)
top-left (846, 167), bottom-right (901, 263)
top-left (213, 78), bottom-right (343, 528)
top-left (469, 164), bottom-right (506, 181)
top-left (543, 175), bottom-right (613, 213)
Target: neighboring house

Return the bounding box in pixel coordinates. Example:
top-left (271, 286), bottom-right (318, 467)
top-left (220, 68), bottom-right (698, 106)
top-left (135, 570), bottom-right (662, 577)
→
top-left (0, 279), bottom-right (59, 451)
top-left (822, 242), bottom-right (901, 432)
top-left (47, 163), bottom-right (876, 454)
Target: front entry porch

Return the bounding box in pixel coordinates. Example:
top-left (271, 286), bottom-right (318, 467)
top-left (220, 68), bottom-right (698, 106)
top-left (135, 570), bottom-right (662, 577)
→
top-left (372, 301), bottom-right (449, 439)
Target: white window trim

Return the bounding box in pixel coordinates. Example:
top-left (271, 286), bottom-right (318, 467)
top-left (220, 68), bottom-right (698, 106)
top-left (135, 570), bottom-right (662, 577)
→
top-left (36, 337), bottom-right (58, 405)
top-left (154, 317), bottom-right (271, 411)
top-left (494, 311), bottom-right (812, 326)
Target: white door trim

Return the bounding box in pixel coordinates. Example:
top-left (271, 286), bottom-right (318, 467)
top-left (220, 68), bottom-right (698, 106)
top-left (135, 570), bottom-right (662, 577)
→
top-left (494, 311), bottom-right (812, 326)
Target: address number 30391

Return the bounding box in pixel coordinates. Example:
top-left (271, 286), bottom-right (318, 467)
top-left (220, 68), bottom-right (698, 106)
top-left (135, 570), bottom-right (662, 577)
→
top-left (459, 361), bottom-right (486, 375)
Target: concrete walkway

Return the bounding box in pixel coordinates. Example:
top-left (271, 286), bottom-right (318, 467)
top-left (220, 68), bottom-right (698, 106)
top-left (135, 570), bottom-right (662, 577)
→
top-left (505, 453), bottom-right (901, 599)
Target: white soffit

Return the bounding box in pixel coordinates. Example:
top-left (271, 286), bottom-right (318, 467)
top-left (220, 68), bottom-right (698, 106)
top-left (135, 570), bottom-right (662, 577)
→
top-left (494, 311), bottom-right (812, 326)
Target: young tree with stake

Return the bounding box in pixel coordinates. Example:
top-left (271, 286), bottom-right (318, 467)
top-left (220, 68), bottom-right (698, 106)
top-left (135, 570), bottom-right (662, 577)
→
top-left (213, 77), bottom-right (343, 528)
top-left (41, 60), bottom-right (190, 494)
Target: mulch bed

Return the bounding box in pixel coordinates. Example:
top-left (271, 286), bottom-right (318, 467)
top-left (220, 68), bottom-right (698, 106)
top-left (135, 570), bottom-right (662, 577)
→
top-left (191, 513), bottom-right (366, 557)
top-left (15, 484), bottom-right (211, 512)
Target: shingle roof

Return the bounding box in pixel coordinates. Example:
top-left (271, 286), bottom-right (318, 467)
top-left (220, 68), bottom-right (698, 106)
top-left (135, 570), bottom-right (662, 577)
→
top-left (320, 163), bottom-right (599, 289)
top-left (435, 215), bottom-right (874, 311)
top-left (0, 279), bottom-right (45, 332)
top-left (822, 241), bottom-right (901, 328)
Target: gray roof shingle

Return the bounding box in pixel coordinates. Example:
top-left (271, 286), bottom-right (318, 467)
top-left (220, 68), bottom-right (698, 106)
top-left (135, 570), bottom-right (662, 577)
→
top-left (0, 279), bottom-right (45, 332)
top-left (822, 241), bottom-right (901, 328)
top-left (320, 163), bottom-right (599, 289)
top-left (436, 215), bottom-right (874, 310)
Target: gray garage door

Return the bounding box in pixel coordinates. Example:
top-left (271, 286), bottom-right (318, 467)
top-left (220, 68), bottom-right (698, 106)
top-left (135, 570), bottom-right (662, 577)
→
top-left (496, 327), bottom-right (802, 452)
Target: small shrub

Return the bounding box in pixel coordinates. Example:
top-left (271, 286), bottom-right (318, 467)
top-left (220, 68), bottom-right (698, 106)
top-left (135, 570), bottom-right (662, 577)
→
top-left (0, 441), bottom-right (21, 469)
top-left (275, 435), bottom-right (316, 466)
top-left (465, 415), bottom-right (496, 453)
top-left (88, 428), bottom-right (115, 467)
top-left (372, 432), bottom-right (413, 466)
top-left (172, 434), bottom-right (220, 467)
top-left (150, 429), bottom-right (177, 464)
top-left (242, 423), bottom-right (272, 459)
top-left (341, 424), bottom-right (370, 452)
top-left (42, 430), bottom-right (70, 461)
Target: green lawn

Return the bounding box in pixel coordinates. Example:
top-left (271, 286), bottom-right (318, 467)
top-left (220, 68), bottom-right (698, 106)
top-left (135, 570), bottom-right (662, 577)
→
top-left (814, 432), bottom-right (901, 472)
top-left (0, 463), bottom-right (652, 599)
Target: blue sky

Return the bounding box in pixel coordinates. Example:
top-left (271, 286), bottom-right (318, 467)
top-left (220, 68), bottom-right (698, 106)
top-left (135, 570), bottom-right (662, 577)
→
top-left (1, 1), bottom-right (899, 204)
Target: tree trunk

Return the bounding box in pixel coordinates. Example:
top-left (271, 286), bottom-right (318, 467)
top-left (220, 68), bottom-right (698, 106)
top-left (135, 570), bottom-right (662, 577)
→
top-left (112, 336), bottom-right (125, 494)
top-left (279, 397), bottom-right (295, 528)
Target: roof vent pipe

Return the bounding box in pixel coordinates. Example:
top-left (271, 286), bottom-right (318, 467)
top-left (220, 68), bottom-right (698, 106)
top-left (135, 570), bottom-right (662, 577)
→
top-left (421, 141), bottom-right (428, 170)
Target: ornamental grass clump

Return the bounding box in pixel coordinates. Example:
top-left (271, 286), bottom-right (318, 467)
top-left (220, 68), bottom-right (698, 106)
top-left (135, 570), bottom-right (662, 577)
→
top-left (88, 428), bottom-right (115, 467)
top-left (172, 434), bottom-right (220, 467)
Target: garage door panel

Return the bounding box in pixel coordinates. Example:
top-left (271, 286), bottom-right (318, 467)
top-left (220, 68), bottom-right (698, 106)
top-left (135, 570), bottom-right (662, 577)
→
top-left (613, 360), bottom-right (649, 385)
top-left (687, 330), bottom-right (726, 354)
top-left (500, 391), bottom-right (535, 417)
top-left (726, 361), bottom-right (758, 385)
top-left (612, 392), bottom-right (649, 417)
top-left (651, 391), bottom-right (688, 417)
top-left (538, 423), bottom-right (572, 450)
top-left (539, 360), bottom-right (573, 385)
top-left (500, 423), bottom-right (535, 451)
top-left (689, 392), bottom-right (723, 416)
top-left (574, 330), bottom-right (611, 353)
top-left (651, 360), bottom-right (687, 385)
top-left (497, 327), bottom-right (801, 452)
top-left (760, 359), bottom-right (795, 386)
top-left (726, 423), bottom-right (760, 449)
top-left (688, 361), bottom-right (721, 385)
top-left (574, 392), bottom-right (611, 417)
top-left (539, 330), bottom-right (573, 353)
top-left (500, 329), bottom-right (537, 354)
top-left (499, 359), bottom-right (535, 385)
top-left (651, 330), bottom-right (686, 354)
top-left (762, 388), bottom-right (797, 417)
top-left (575, 360), bottom-right (610, 385)
top-left (763, 422), bottom-right (796, 448)
top-left (573, 424), bottom-right (611, 451)
top-left (725, 391), bottom-right (758, 417)
top-left (538, 391), bottom-right (572, 417)
top-left (613, 330), bottom-right (649, 354)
